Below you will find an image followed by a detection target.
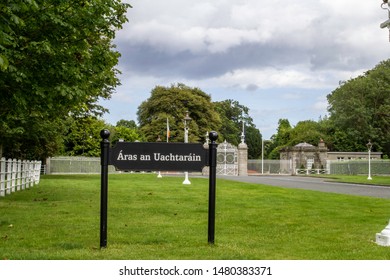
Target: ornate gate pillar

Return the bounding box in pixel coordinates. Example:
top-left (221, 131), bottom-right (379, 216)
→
top-left (238, 142), bottom-right (248, 176)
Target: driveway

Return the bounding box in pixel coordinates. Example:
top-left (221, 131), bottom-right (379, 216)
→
top-left (218, 175), bottom-right (390, 199)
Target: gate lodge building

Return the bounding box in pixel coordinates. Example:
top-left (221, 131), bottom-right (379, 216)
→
top-left (279, 139), bottom-right (382, 172)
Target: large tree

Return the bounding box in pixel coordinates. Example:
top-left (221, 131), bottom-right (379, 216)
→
top-left (288, 120), bottom-right (327, 146)
top-left (267, 119), bottom-right (292, 159)
top-left (245, 125), bottom-right (262, 159)
top-left (268, 118), bottom-right (330, 159)
top-left (62, 116), bottom-right (109, 157)
top-left (214, 99), bottom-right (262, 158)
top-left (62, 116), bottom-right (142, 157)
top-left (327, 59), bottom-right (390, 156)
top-left (0, 0), bottom-right (131, 159)
top-left (137, 83), bottom-right (221, 143)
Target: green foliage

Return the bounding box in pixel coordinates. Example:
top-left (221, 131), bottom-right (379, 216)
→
top-left (116, 119), bottom-right (138, 129)
top-left (288, 120), bottom-right (327, 145)
top-left (137, 88), bottom-right (262, 157)
top-left (62, 116), bottom-right (143, 156)
top-left (0, 0), bottom-right (131, 159)
top-left (110, 125), bottom-right (144, 145)
top-left (214, 99), bottom-right (253, 144)
top-left (1, 116), bottom-right (65, 159)
top-left (62, 117), bottom-right (110, 157)
top-left (214, 99), bottom-right (261, 158)
top-left (137, 83), bottom-right (222, 142)
top-left (268, 119), bottom-right (330, 159)
top-left (245, 126), bottom-right (262, 159)
top-left (327, 60), bottom-right (390, 157)
top-left (268, 119), bottom-right (292, 159)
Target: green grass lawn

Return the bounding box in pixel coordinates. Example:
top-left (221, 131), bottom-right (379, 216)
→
top-left (1, 173), bottom-right (390, 260)
top-left (322, 175), bottom-right (390, 186)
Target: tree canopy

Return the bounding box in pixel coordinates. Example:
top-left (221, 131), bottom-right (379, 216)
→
top-left (327, 59), bottom-right (390, 156)
top-left (267, 118), bottom-right (329, 159)
top-left (137, 83), bottom-right (222, 143)
top-left (214, 99), bottom-right (262, 158)
top-left (62, 116), bottom-right (143, 157)
top-left (0, 0), bottom-right (131, 159)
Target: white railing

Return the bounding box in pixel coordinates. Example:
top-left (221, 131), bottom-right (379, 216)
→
top-left (0, 158), bottom-right (42, 197)
top-left (295, 169), bottom-right (328, 175)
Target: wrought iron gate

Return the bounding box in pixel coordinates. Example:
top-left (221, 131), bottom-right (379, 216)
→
top-left (216, 141), bottom-right (238, 176)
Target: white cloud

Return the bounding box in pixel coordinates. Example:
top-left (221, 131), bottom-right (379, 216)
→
top-left (105, 0), bottom-right (390, 139)
top-left (208, 67), bottom-right (334, 90)
top-left (312, 97), bottom-right (329, 112)
top-left (282, 93), bottom-right (304, 100)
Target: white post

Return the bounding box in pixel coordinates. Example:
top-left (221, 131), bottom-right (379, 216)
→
top-left (367, 140), bottom-right (372, 180)
top-left (6, 158), bottom-right (12, 194)
top-left (35, 161), bottom-right (42, 185)
top-left (26, 160), bottom-right (30, 188)
top-left (261, 138), bottom-right (264, 174)
top-left (16, 159), bottom-right (21, 191)
top-left (29, 160), bottom-right (34, 187)
top-left (0, 157), bottom-right (5, 196)
top-left (21, 160), bottom-right (26, 190)
top-left (368, 151), bottom-right (372, 180)
top-left (183, 111), bottom-right (191, 185)
top-left (11, 159), bottom-right (17, 192)
top-left (376, 220), bottom-right (390, 246)
top-left (183, 123), bottom-right (191, 185)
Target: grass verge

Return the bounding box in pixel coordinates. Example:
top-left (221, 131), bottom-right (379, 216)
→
top-left (306, 175), bottom-right (390, 186)
top-left (327, 175), bottom-right (390, 186)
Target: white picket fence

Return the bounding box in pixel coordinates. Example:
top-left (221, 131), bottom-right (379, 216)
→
top-left (0, 158), bottom-right (42, 197)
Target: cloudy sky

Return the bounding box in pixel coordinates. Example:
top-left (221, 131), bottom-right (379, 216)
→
top-left (99, 0), bottom-right (390, 139)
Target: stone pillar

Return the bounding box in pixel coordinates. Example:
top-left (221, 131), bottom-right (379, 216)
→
top-left (238, 142), bottom-right (248, 176)
top-left (45, 157), bottom-right (51, 175)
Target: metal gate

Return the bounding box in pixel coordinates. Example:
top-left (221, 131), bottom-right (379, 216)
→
top-left (216, 141), bottom-right (238, 176)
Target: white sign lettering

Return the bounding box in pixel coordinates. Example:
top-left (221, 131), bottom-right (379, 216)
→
top-left (153, 153), bottom-right (201, 162)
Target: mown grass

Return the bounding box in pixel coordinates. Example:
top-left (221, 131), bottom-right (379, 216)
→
top-left (1, 174), bottom-right (390, 260)
top-left (323, 175), bottom-right (390, 186)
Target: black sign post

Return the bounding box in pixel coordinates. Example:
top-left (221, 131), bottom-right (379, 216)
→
top-left (99, 129), bottom-right (218, 248)
top-left (208, 131), bottom-right (218, 244)
top-left (100, 129), bottom-right (110, 248)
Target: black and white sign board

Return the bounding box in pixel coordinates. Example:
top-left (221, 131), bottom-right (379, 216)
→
top-left (109, 142), bottom-right (208, 172)
top-left (99, 129), bottom-right (218, 248)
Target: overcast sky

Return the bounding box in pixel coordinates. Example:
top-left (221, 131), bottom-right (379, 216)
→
top-left (99, 0), bottom-right (390, 139)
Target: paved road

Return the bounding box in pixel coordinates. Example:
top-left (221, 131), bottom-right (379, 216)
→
top-left (218, 175), bottom-right (390, 199)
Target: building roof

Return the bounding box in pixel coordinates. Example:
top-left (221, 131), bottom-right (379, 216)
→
top-left (295, 142), bottom-right (314, 148)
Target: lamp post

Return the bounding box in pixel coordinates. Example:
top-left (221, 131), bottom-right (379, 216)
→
top-left (367, 140), bottom-right (372, 180)
top-left (261, 138), bottom-right (264, 174)
top-left (183, 111), bottom-right (192, 185)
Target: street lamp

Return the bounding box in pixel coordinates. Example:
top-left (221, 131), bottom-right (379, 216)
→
top-left (367, 140), bottom-right (373, 180)
top-left (183, 111), bottom-right (192, 185)
top-left (261, 138), bottom-right (264, 174)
